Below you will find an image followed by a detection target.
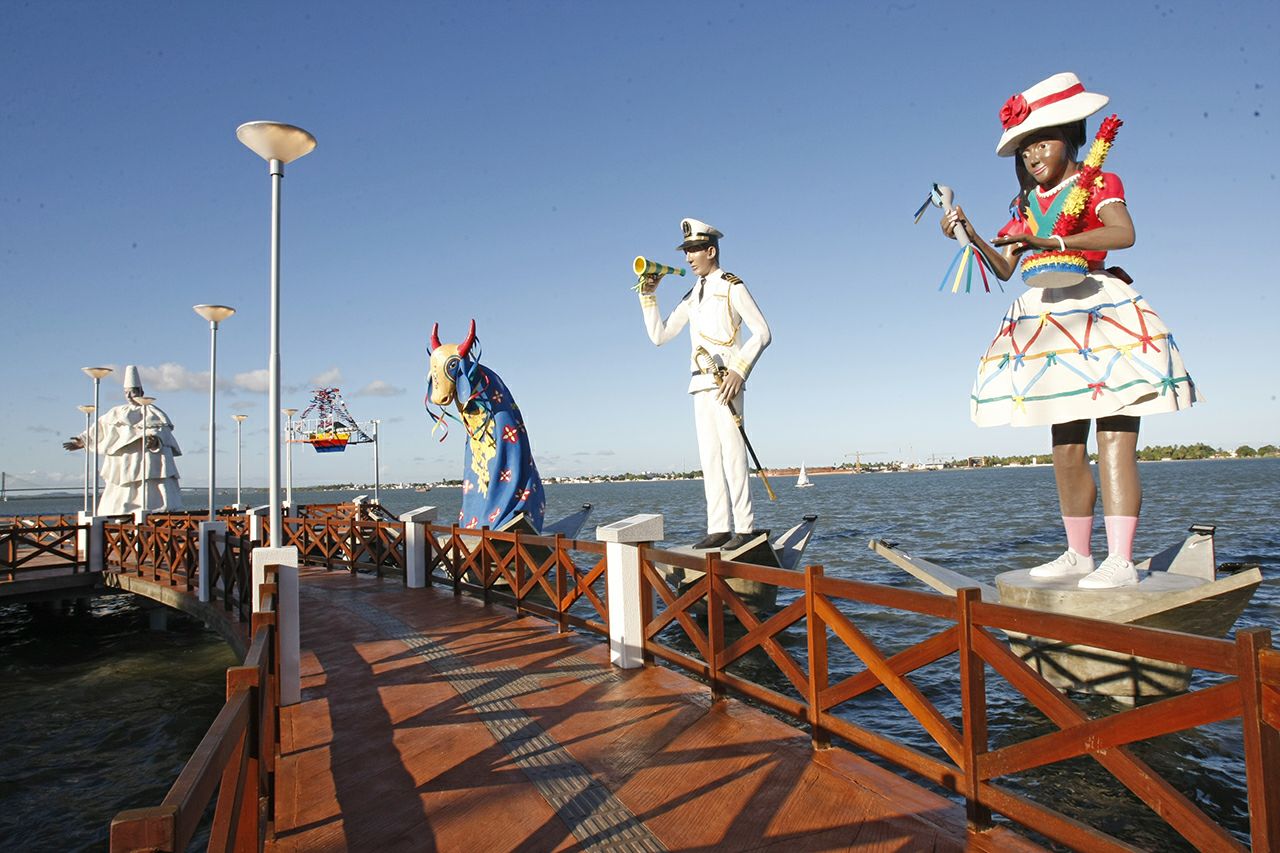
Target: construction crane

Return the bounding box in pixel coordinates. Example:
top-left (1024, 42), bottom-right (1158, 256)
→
top-left (844, 450), bottom-right (885, 473)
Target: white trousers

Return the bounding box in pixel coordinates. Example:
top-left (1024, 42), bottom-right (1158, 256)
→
top-left (693, 389), bottom-right (754, 534)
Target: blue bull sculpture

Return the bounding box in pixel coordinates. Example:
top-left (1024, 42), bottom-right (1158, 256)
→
top-left (425, 320), bottom-right (546, 532)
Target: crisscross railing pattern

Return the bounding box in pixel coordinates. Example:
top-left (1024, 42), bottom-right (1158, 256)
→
top-left (428, 524), bottom-right (609, 636)
top-left (276, 517), bottom-right (406, 577)
top-left (204, 527), bottom-right (257, 622)
top-left (639, 547), bottom-right (1278, 851)
top-left (104, 522), bottom-right (198, 589)
top-left (110, 566), bottom-right (282, 851)
top-left (1, 522), bottom-right (86, 577)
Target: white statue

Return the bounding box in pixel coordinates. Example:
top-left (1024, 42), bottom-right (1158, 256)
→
top-left (64, 365), bottom-right (183, 514)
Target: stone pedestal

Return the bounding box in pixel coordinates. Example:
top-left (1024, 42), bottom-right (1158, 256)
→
top-left (400, 506), bottom-right (439, 589)
top-left (996, 569), bottom-right (1206, 701)
top-left (597, 514), bottom-right (663, 669)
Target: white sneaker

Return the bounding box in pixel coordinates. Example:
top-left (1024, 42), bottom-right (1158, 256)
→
top-left (1077, 555), bottom-right (1139, 589)
top-left (1029, 548), bottom-right (1095, 578)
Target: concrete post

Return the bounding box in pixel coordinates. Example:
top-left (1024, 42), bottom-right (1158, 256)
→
top-left (197, 521), bottom-right (228, 603)
top-left (76, 511), bottom-right (106, 572)
top-left (596, 513), bottom-right (663, 669)
top-left (247, 504), bottom-right (269, 544)
top-left (252, 545), bottom-right (301, 705)
top-left (399, 506), bottom-right (438, 589)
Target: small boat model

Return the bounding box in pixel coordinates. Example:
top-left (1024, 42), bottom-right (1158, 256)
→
top-left (870, 524), bottom-right (1263, 702)
top-left (308, 431), bottom-right (351, 453)
top-left (795, 463), bottom-right (813, 488)
top-left (652, 515), bottom-right (820, 613)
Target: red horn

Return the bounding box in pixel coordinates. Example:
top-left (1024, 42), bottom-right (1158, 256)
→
top-left (429, 323), bottom-right (441, 353)
top-left (458, 319), bottom-right (477, 358)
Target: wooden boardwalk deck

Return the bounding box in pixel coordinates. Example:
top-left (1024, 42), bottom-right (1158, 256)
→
top-left (270, 569), bottom-right (1042, 852)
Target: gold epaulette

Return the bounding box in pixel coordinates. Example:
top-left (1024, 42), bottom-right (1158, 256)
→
top-left (723, 272), bottom-right (743, 285)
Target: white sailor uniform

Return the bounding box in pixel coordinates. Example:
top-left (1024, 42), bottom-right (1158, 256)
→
top-left (641, 268), bottom-right (771, 534)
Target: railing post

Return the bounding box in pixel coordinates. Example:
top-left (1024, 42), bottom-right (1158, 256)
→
top-left (399, 506), bottom-right (437, 589)
top-left (450, 526), bottom-right (463, 596)
top-left (247, 504), bottom-right (269, 546)
top-left (480, 526), bottom-right (492, 603)
top-left (555, 532), bottom-right (568, 633)
top-left (197, 520), bottom-right (228, 603)
top-left (707, 551), bottom-right (725, 701)
top-left (597, 513), bottom-right (663, 669)
top-left (252, 546), bottom-right (300, 705)
top-left (805, 564), bottom-right (830, 750)
top-left (1238, 629), bottom-right (1280, 850)
top-left (109, 805), bottom-right (177, 852)
top-left (77, 511), bottom-right (106, 573)
top-left (513, 530), bottom-right (524, 615)
top-left (957, 586), bottom-right (991, 830)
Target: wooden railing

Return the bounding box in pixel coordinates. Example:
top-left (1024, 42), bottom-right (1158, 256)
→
top-left (105, 523), bottom-right (198, 590)
top-left (427, 524), bottom-right (609, 636)
top-left (110, 567), bottom-right (281, 852)
top-left (638, 545), bottom-right (1279, 851)
top-left (144, 510), bottom-right (243, 530)
top-left (1, 521), bottom-right (87, 578)
top-left (275, 517), bottom-right (406, 577)
top-left (205, 527), bottom-right (258, 624)
top-left (1, 513), bottom-right (82, 528)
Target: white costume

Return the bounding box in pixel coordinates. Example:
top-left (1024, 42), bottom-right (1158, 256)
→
top-left (640, 222), bottom-right (771, 535)
top-left (75, 367), bottom-right (183, 515)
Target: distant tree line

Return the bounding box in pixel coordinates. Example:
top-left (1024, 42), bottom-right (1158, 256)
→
top-left (976, 443), bottom-right (1278, 467)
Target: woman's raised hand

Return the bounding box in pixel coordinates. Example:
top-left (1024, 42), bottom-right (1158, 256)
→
top-left (940, 206), bottom-right (978, 242)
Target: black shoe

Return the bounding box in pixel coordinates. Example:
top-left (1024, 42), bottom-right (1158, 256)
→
top-left (693, 532), bottom-right (732, 550)
top-left (722, 531), bottom-right (766, 551)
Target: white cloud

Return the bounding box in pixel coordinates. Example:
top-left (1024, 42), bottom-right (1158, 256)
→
top-left (354, 379), bottom-right (405, 397)
top-left (140, 362), bottom-right (209, 393)
top-left (234, 369), bottom-right (270, 393)
top-left (310, 367), bottom-right (342, 387)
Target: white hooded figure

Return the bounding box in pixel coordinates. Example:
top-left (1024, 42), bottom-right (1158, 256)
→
top-left (65, 365), bottom-right (183, 514)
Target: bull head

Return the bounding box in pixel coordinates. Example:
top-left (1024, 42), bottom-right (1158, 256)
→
top-left (426, 320), bottom-right (477, 408)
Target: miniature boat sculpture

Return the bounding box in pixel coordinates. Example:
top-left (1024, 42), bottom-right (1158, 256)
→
top-left (870, 524), bottom-right (1263, 702)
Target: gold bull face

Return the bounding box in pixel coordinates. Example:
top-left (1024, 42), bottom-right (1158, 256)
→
top-left (428, 343), bottom-right (464, 407)
top-left (426, 320), bottom-right (477, 408)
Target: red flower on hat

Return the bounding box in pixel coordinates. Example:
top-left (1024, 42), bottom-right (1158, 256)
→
top-left (1000, 93), bottom-right (1030, 130)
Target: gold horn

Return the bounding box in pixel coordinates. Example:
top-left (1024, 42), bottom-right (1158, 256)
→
top-left (633, 256), bottom-right (688, 278)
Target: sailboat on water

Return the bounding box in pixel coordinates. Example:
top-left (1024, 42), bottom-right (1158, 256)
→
top-left (795, 463), bottom-right (813, 488)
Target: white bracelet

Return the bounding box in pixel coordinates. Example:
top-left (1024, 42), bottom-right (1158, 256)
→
top-left (1053, 234), bottom-right (1066, 251)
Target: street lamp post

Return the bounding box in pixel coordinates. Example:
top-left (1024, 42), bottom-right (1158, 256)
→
top-left (81, 367), bottom-right (113, 514)
top-left (77, 404), bottom-right (95, 512)
top-left (237, 121), bottom-right (316, 548)
top-left (135, 395), bottom-right (157, 516)
top-left (283, 407), bottom-right (298, 510)
top-left (372, 419), bottom-right (381, 505)
top-left (194, 305), bottom-right (236, 521)
top-left (232, 414), bottom-right (248, 508)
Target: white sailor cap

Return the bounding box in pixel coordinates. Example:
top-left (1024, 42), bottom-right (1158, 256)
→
top-left (677, 218), bottom-right (723, 251)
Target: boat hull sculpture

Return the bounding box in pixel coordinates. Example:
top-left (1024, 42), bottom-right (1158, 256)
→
top-left (871, 526), bottom-right (1262, 702)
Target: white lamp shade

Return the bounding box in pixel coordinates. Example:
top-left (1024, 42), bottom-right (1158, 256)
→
top-left (194, 304), bottom-right (236, 323)
top-left (282, 408), bottom-right (298, 416)
top-left (236, 121), bottom-right (316, 164)
top-left (232, 414), bottom-right (248, 423)
top-left (78, 404), bottom-right (96, 414)
top-left (82, 366), bottom-right (113, 380)
top-left (135, 396), bottom-right (157, 406)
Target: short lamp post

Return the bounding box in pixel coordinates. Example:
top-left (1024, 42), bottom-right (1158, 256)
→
top-left (194, 304), bottom-right (236, 521)
top-left (236, 120), bottom-right (316, 548)
top-left (135, 395), bottom-right (157, 516)
top-left (232, 414), bottom-right (248, 507)
top-left (372, 419), bottom-right (381, 505)
top-left (81, 366), bottom-right (113, 514)
top-left (283, 407), bottom-right (298, 510)
top-left (77, 404), bottom-right (95, 513)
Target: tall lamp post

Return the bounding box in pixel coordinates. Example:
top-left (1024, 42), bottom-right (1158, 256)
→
top-left (81, 366), bottom-right (113, 514)
top-left (135, 395), bottom-right (157, 516)
top-left (232, 414), bottom-right (248, 508)
top-left (194, 305), bottom-right (236, 521)
top-left (283, 407), bottom-right (298, 509)
top-left (236, 121), bottom-right (316, 548)
top-left (77, 404), bottom-right (95, 512)
top-left (372, 419), bottom-right (381, 505)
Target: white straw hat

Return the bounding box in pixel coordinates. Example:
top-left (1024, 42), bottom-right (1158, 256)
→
top-left (996, 72), bottom-right (1109, 157)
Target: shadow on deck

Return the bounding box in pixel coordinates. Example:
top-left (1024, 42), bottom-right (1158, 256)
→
top-left (270, 568), bottom-right (1040, 852)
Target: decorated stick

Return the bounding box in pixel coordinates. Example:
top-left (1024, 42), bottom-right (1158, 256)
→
top-left (694, 346), bottom-right (777, 501)
top-left (632, 256), bottom-right (687, 291)
top-left (914, 182), bottom-right (997, 294)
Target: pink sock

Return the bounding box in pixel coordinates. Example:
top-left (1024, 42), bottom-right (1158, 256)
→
top-left (1104, 516), bottom-right (1139, 562)
top-left (1062, 516), bottom-right (1094, 556)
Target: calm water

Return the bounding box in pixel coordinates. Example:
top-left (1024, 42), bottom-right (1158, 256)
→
top-left (3, 459), bottom-right (1276, 849)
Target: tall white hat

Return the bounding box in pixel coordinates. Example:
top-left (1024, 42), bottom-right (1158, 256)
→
top-left (123, 365), bottom-right (143, 392)
top-left (995, 72), bottom-right (1109, 157)
top-left (677, 218), bottom-right (724, 250)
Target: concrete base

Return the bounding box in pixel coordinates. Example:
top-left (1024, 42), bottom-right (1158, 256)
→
top-left (996, 569), bottom-right (1207, 701)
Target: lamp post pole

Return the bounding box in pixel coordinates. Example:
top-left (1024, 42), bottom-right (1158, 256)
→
top-left (232, 414), bottom-right (247, 507)
top-left (372, 420), bottom-right (381, 505)
top-left (77, 405), bottom-right (95, 513)
top-left (81, 367), bottom-right (113, 514)
top-left (237, 121), bottom-right (315, 547)
top-left (283, 407), bottom-right (298, 510)
top-left (194, 305), bottom-right (236, 521)
top-left (135, 396), bottom-right (157, 516)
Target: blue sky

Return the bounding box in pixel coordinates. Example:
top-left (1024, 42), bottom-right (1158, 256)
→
top-left (3, 1), bottom-right (1276, 489)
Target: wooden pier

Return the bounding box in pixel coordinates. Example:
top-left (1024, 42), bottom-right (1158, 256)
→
top-left (271, 568), bottom-right (1037, 851)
